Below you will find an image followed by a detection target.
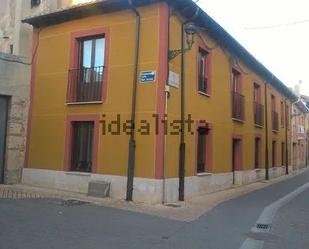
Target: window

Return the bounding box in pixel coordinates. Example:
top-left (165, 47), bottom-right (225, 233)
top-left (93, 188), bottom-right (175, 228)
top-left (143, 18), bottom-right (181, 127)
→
top-left (286, 104), bottom-right (290, 128)
top-left (272, 141), bottom-right (277, 167)
top-left (271, 95), bottom-right (279, 131)
top-left (68, 35), bottom-right (106, 103)
top-left (31, 0), bottom-right (41, 8)
top-left (232, 69), bottom-right (244, 121)
top-left (281, 142), bottom-right (285, 166)
top-left (254, 83), bottom-right (264, 126)
top-left (79, 36), bottom-right (105, 70)
top-left (9, 45), bottom-right (13, 55)
top-left (70, 121), bottom-right (94, 173)
top-left (232, 69), bottom-right (241, 93)
top-left (196, 125), bottom-right (212, 174)
top-left (254, 137), bottom-right (261, 169)
top-left (253, 83), bottom-right (260, 103)
top-left (280, 101), bottom-right (284, 127)
top-left (198, 48), bottom-right (209, 94)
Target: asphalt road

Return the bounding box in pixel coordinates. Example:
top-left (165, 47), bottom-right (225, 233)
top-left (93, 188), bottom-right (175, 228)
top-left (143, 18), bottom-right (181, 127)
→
top-left (0, 170), bottom-right (309, 249)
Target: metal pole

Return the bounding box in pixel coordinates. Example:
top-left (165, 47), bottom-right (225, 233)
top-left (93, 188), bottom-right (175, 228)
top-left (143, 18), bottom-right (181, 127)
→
top-left (126, 2), bottom-right (141, 201)
top-left (285, 99), bottom-right (289, 175)
top-left (264, 82), bottom-right (269, 180)
top-left (179, 22), bottom-right (185, 201)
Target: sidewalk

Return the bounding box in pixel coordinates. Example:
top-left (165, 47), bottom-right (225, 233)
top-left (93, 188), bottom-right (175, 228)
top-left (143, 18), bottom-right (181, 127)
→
top-left (0, 168), bottom-right (307, 222)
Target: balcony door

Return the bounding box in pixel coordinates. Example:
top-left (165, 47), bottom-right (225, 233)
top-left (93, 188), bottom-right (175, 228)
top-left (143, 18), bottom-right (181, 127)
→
top-left (76, 36), bottom-right (105, 102)
top-left (0, 96), bottom-right (9, 183)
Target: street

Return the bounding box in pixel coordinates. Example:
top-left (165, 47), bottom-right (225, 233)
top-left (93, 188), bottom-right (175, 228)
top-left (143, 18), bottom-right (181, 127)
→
top-left (0, 170), bottom-right (309, 249)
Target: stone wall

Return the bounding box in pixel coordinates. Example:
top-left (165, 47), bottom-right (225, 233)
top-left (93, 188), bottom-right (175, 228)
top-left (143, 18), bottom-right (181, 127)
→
top-left (0, 53), bottom-right (30, 184)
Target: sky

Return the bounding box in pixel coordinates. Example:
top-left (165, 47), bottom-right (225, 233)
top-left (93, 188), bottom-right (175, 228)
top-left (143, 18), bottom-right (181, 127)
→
top-left (197, 0), bottom-right (309, 95)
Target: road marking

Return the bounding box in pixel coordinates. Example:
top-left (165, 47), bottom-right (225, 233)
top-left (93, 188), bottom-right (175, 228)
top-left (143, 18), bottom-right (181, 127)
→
top-left (239, 181), bottom-right (309, 249)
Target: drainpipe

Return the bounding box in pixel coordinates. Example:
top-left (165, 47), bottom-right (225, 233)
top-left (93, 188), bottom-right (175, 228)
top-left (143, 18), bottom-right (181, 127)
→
top-left (179, 7), bottom-right (200, 202)
top-left (126, 0), bottom-right (141, 201)
top-left (162, 6), bottom-right (171, 204)
top-left (285, 99), bottom-right (289, 175)
top-left (264, 82), bottom-right (269, 180)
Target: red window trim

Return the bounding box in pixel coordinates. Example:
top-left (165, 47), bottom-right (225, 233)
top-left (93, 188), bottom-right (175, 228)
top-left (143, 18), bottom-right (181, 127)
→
top-left (69, 27), bottom-right (110, 103)
top-left (195, 121), bottom-right (213, 174)
top-left (64, 115), bottom-right (100, 174)
top-left (196, 39), bottom-right (212, 96)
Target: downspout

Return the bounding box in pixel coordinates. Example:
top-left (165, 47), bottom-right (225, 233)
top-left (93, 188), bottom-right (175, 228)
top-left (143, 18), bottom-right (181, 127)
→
top-left (179, 7), bottom-right (200, 202)
top-left (285, 99), bottom-right (289, 175)
top-left (290, 98), bottom-right (301, 171)
top-left (126, 0), bottom-right (141, 201)
top-left (162, 6), bottom-right (171, 204)
top-left (264, 82), bottom-right (269, 180)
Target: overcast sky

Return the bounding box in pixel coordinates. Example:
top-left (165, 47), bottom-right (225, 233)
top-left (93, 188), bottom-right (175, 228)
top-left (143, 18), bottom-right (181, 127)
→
top-left (197, 0), bottom-right (309, 95)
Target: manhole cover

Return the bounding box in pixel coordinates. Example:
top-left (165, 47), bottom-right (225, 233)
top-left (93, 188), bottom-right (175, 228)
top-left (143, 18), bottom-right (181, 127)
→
top-left (256, 223), bottom-right (271, 230)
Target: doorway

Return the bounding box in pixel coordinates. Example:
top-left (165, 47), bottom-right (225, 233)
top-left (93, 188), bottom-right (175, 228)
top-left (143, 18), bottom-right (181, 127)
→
top-left (0, 96), bottom-right (9, 183)
top-left (232, 138), bottom-right (242, 184)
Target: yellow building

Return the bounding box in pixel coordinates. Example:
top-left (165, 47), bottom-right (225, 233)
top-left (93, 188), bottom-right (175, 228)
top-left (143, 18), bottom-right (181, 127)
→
top-left (22, 0), bottom-right (297, 204)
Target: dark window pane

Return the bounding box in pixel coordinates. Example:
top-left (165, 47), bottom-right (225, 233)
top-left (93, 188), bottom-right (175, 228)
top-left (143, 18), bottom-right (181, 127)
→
top-left (197, 128), bottom-right (207, 173)
top-left (71, 122), bottom-right (94, 173)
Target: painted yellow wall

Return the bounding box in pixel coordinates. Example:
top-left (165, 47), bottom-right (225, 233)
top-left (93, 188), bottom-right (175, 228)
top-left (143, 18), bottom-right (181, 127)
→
top-left (28, 3), bottom-right (293, 181)
top-left (165, 14), bottom-right (292, 178)
top-left (28, 4), bottom-right (162, 178)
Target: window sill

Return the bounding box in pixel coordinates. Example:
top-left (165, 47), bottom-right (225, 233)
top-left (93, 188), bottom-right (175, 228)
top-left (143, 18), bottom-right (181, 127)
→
top-left (66, 101), bottom-right (103, 105)
top-left (255, 168), bottom-right (262, 172)
top-left (65, 172), bottom-right (92, 177)
top-left (255, 124), bottom-right (264, 129)
top-left (197, 172), bottom-right (212, 177)
top-left (198, 91), bottom-right (211, 97)
top-left (272, 129), bottom-right (279, 133)
top-left (232, 118), bottom-right (244, 123)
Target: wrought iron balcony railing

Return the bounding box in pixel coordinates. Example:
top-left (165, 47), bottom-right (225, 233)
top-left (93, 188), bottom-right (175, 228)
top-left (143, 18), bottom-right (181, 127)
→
top-left (67, 66), bottom-right (104, 103)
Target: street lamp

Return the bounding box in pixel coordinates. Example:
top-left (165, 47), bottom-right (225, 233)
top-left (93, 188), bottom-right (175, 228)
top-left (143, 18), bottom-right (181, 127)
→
top-left (168, 22), bottom-right (197, 61)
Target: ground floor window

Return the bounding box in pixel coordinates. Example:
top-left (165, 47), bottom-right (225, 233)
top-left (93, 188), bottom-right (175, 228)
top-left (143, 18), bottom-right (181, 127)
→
top-left (254, 137), bottom-right (261, 169)
top-left (281, 142), bottom-right (285, 166)
top-left (272, 141), bottom-right (277, 167)
top-left (232, 137), bottom-right (242, 184)
top-left (197, 127), bottom-right (208, 173)
top-left (70, 121), bottom-right (94, 173)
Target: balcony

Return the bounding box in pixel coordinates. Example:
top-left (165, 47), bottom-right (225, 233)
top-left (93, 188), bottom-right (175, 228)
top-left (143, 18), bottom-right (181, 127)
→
top-left (67, 66), bottom-right (104, 103)
top-left (232, 91), bottom-right (245, 121)
top-left (272, 111), bottom-right (279, 131)
top-left (254, 102), bottom-right (264, 127)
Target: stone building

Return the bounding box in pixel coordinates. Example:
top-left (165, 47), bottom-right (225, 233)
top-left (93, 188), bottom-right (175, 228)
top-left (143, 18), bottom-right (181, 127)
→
top-left (0, 0), bottom-right (73, 184)
top-left (0, 53), bottom-right (30, 183)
